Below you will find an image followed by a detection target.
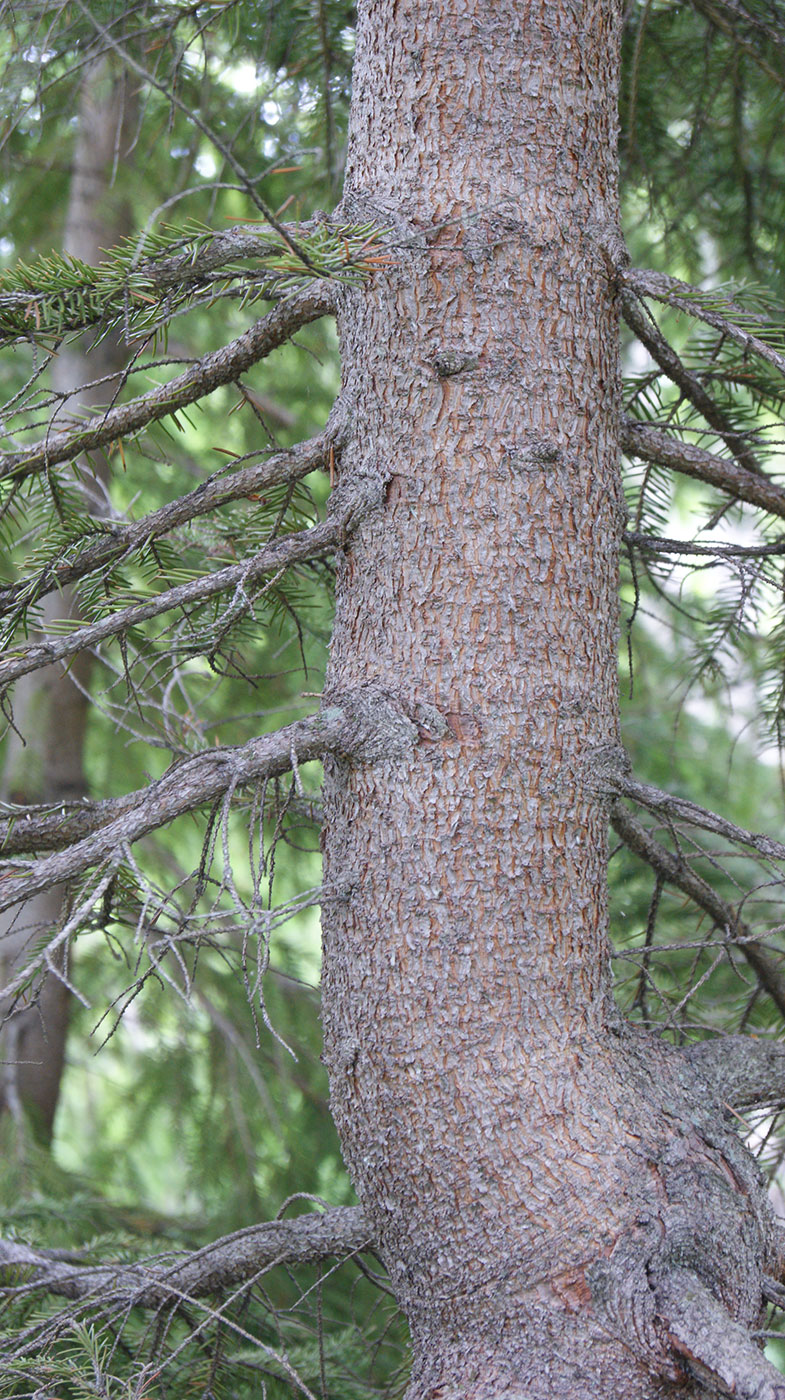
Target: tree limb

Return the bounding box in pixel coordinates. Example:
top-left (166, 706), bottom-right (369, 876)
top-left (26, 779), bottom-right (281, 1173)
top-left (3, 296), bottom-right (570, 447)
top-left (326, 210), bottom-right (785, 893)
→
top-left (0, 426), bottom-right (341, 622)
top-left (0, 1205), bottom-right (374, 1307)
top-left (0, 516), bottom-right (343, 694)
top-left (0, 282), bottom-right (338, 484)
top-left (0, 692), bottom-right (418, 921)
top-left (621, 289), bottom-right (765, 477)
top-left (609, 801), bottom-right (785, 1020)
top-left (622, 267), bottom-right (785, 380)
top-left (622, 419), bottom-right (785, 521)
top-left (655, 1266), bottom-right (785, 1400)
top-left (684, 1035), bottom-right (785, 1110)
top-left (608, 769), bottom-right (785, 864)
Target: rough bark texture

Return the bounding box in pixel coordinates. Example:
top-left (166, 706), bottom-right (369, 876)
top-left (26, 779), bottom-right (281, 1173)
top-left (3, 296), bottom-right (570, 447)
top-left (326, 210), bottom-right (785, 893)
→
top-left (0, 60), bottom-right (135, 1141)
top-left (320, 3), bottom-right (781, 1397)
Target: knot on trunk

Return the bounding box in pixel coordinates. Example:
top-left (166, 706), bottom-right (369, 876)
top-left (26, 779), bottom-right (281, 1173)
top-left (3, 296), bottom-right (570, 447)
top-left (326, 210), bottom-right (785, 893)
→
top-left (322, 685), bottom-right (419, 764)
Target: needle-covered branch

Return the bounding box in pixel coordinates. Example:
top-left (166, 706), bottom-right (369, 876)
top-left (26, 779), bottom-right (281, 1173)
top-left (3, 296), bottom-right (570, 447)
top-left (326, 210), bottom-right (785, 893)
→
top-left (622, 419), bottom-right (785, 521)
top-left (622, 267), bottom-right (785, 380)
top-left (0, 221), bottom-right (387, 345)
top-left (610, 801), bottom-right (785, 1019)
top-left (621, 290), bottom-right (765, 477)
top-left (0, 424), bottom-right (342, 622)
top-left (0, 516), bottom-right (344, 693)
top-left (0, 1205), bottom-right (373, 1307)
top-left (0, 282), bottom-right (339, 484)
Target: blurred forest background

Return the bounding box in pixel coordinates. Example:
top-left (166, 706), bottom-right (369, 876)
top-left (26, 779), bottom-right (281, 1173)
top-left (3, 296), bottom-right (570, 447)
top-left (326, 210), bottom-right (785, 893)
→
top-left (1, 0), bottom-right (785, 1395)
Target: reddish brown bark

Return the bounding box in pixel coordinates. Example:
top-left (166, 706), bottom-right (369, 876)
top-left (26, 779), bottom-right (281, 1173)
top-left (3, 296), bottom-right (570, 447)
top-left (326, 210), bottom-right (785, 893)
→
top-left (320, 3), bottom-right (782, 1396)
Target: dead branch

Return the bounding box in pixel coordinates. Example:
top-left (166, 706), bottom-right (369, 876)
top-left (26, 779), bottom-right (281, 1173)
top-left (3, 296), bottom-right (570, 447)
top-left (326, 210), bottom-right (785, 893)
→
top-left (608, 770), bottom-right (785, 865)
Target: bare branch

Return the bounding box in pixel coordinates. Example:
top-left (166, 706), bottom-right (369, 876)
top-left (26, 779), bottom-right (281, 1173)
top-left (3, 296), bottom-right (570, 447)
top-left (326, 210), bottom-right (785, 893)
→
top-left (625, 531), bottom-right (785, 560)
top-left (622, 419), bottom-right (785, 521)
top-left (0, 1206), bottom-right (374, 1307)
top-left (622, 268), bottom-right (785, 380)
top-left (609, 770), bottom-right (785, 865)
top-left (609, 801), bottom-right (785, 1020)
top-left (0, 692), bottom-right (418, 915)
top-left (0, 283), bottom-right (338, 484)
top-left (621, 289), bottom-right (765, 477)
top-left (0, 424), bottom-right (343, 622)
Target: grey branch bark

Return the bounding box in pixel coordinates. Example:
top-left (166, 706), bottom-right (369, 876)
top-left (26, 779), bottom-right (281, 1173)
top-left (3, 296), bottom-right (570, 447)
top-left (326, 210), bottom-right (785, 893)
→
top-left (0, 282), bottom-right (338, 484)
top-left (607, 769), bottom-right (785, 864)
top-left (0, 517), bottom-right (343, 694)
top-left (0, 1205), bottom-right (373, 1307)
top-left (685, 1036), bottom-right (785, 1110)
top-left (621, 289), bottom-right (764, 476)
top-left (622, 419), bottom-right (785, 521)
top-left (0, 426), bottom-right (342, 621)
top-left (655, 1267), bottom-right (785, 1400)
top-left (609, 801), bottom-right (785, 1020)
top-left (0, 695), bottom-right (418, 920)
top-left (622, 267), bottom-right (785, 380)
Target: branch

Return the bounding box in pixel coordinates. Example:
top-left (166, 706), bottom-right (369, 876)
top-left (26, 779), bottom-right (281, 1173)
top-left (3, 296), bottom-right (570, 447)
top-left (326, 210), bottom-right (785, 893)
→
top-left (0, 517), bottom-right (343, 693)
top-left (655, 1266), bottom-right (785, 1400)
top-left (622, 419), bottom-right (785, 522)
top-left (0, 424), bottom-right (342, 622)
top-left (621, 289), bottom-right (765, 477)
top-left (691, 0), bottom-right (785, 93)
top-left (684, 1036), bottom-right (785, 1110)
top-left (625, 531), bottom-right (785, 560)
top-left (609, 801), bottom-right (785, 1020)
top-left (0, 282), bottom-right (338, 484)
top-left (0, 691), bottom-right (418, 919)
top-left (608, 769), bottom-right (785, 865)
top-left (622, 267), bottom-right (785, 380)
top-left (0, 1206), bottom-right (374, 1307)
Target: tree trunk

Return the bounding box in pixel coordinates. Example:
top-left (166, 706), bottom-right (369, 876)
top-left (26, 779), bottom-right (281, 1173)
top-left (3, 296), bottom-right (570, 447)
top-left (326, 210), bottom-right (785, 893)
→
top-left (321, 3), bottom-right (781, 1396)
top-left (0, 59), bottom-right (135, 1143)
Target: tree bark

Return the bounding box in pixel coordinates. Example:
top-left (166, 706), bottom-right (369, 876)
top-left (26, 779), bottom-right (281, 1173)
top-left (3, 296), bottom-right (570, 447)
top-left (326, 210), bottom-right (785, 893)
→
top-left (0, 59), bottom-right (136, 1142)
top-left (320, 3), bottom-right (781, 1397)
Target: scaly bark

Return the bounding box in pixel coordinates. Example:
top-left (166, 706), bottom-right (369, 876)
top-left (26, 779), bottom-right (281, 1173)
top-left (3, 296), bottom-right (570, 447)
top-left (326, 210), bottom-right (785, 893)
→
top-left (320, 3), bottom-right (781, 1397)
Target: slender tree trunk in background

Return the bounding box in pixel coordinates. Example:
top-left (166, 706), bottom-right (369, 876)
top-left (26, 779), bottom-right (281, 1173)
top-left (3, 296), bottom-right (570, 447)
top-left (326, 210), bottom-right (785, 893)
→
top-left (321, 3), bottom-right (779, 1396)
top-left (0, 60), bottom-right (135, 1144)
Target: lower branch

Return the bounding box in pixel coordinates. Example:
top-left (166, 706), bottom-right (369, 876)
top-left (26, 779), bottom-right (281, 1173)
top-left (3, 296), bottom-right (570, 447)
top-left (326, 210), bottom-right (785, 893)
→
top-left (685, 1036), bottom-right (785, 1110)
top-left (0, 1205), bottom-right (373, 1307)
top-left (656, 1266), bottom-right (785, 1400)
top-left (622, 419), bottom-right (785, 521)
top-left (610, 800), bottom-right (785, 1020)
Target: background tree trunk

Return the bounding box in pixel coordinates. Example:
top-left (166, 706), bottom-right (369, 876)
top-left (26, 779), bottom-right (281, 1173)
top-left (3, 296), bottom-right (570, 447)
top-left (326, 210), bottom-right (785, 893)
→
top-left (321, 3), bottom-right (780, 1396)
top-left (0, 59), bottom-right (135, 1143)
